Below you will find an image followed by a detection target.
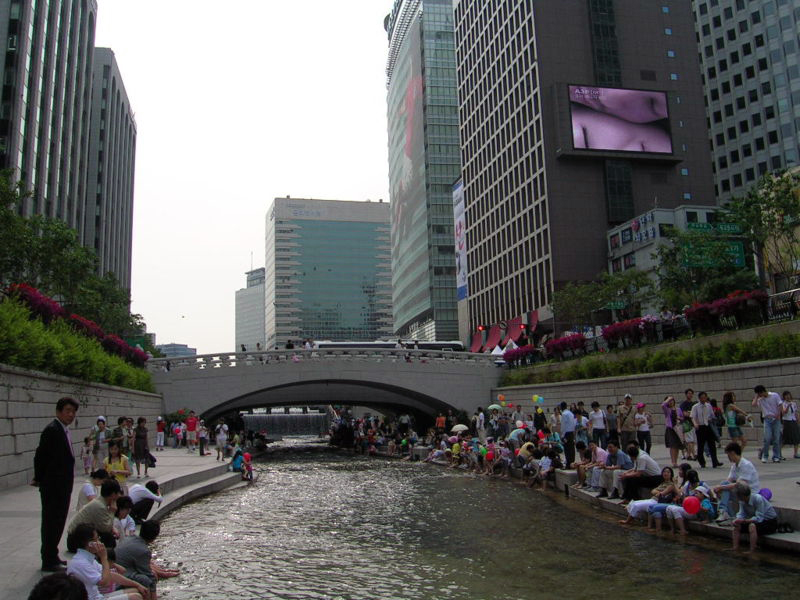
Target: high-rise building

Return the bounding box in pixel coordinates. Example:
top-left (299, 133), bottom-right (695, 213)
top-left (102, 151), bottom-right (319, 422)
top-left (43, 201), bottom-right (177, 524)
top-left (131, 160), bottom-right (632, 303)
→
top-left (693, 0), bottom-right (800, 204)
top-left (264, 198), bottom-right (393, 349)
top-left (0, 0), bottom-right (97, 240)
top-left (384, 0), bottom-right (461, 341)
top-left (85, 47), bottom-right (136, 289)
top-left (235, 267), bottom-right (266, 352)
top-left (453, 0), bottom-right (715, 347)
top-left (0, 3), bottom-right (136, 290)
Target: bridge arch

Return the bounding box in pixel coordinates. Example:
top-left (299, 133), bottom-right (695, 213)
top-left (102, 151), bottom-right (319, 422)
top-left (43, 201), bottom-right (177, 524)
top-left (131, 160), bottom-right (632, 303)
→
top-left (150, 348), bottom-right (500, 422)
top-left (198, 379), bottom-right (461, 423)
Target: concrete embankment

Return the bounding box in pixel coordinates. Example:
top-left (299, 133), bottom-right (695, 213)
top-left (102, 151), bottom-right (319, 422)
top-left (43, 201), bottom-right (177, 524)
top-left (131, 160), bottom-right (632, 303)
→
top-left (0, 448), bottom-right (244, 600)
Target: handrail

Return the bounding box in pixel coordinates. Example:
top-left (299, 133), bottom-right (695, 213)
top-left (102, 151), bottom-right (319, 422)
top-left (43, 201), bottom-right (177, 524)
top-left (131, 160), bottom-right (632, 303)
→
top-left (148, 348), bottom-right (497, 372)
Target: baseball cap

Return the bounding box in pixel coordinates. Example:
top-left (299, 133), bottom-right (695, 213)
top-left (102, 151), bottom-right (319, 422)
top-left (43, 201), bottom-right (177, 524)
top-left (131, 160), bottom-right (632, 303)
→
top-left (624, 394), bottom-right (632, 399)
top-left (97, 416), bottom-right (106, 422)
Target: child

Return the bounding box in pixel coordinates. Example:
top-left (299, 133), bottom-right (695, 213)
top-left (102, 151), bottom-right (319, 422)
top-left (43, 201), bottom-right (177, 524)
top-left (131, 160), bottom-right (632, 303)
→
top-left (242, 452), bottom-right (253, 482)
top-left (113, 496), bottom-right (136, 539)
top-left (80, 437), bottom-right (93, 475)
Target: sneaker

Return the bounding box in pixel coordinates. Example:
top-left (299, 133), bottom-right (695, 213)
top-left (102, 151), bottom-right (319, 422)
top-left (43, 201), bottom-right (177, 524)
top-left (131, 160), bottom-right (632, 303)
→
top-left (761, 458), bottom-right (768, 464)
top-left (715, 510), bottom-right (731, 523)
top-left (773, 458), bottom-right (781, 463)
top-left (609, 490), bottom-right (620, 500)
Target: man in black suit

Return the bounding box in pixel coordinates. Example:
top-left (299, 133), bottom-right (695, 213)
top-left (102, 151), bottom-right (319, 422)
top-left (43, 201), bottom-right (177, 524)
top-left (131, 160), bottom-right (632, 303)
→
top-left (32, 396), bottom-right (79, 571)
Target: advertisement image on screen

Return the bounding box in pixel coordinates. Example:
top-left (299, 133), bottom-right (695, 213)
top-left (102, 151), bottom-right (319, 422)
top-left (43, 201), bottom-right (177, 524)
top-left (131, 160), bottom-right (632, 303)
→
top-left (569, 85), bottom-right (672, 154)
top-left (452, 180), bottom-right (468, 301)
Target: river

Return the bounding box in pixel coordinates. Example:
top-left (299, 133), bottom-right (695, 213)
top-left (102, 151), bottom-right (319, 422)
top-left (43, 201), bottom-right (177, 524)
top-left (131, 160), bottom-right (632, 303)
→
top-left (154, 448), bottom-right (798, 600)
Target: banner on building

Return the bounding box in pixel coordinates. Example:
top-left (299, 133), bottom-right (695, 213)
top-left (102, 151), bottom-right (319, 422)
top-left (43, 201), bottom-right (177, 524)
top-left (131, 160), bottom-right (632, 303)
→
top-left (453, 179), bottom-right (468, 301)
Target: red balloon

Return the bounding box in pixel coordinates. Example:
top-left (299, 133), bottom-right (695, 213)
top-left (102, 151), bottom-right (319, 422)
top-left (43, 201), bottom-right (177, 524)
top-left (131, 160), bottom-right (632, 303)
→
top-left (486, 451), bottom-right (495, 461)
top-left (682, 495), bottom-right (701, 515)
top-left (514, 448), bottom-right (520, 455)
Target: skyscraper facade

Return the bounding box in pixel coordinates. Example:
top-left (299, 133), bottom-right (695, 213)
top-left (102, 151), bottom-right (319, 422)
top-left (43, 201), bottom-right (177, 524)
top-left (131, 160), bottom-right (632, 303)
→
top-left (85, 47), bottom-right (136, 289)
top-left (384, 0), bottom-right (461, 341)
top-left (264, 198), bottom-right (393, 349)
top-left (0, 0), bottom-right (97, 239)
top-left (454, 0), bottom-right (715, 344)
top-left (693, 0), bottom-right (800, 204)
top-left (235, 267), bottom-right (266, 352)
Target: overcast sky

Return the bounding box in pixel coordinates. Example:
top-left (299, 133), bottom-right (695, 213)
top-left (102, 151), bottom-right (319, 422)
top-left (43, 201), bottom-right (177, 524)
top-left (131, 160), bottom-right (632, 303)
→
top-left (94, 0), bottom-right (393, 354)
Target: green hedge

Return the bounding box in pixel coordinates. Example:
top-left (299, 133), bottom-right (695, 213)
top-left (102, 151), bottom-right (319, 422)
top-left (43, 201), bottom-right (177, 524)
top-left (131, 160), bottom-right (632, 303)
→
top-left (500, 331), bottom-right (800, 387)
top-left (0, 299), bottom-right (154, 392)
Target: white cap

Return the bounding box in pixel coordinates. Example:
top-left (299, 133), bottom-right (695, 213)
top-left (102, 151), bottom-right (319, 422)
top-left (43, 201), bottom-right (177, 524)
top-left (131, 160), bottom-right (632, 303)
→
top-left (97, 416), bottom-right (106, 422)
top-left (157, 416), bottom-right (162, 421)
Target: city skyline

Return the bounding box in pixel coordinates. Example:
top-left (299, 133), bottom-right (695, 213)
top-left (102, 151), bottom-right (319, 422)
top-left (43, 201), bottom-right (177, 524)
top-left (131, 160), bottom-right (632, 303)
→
top-left (93, 0), bottom-right (392, 354)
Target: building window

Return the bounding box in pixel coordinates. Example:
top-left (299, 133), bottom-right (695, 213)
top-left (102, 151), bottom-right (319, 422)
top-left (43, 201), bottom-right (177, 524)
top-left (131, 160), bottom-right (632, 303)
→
top-left (664, 28), bottom-right (673, 35)
top-left (670, 73), bottom-right (679, 80)
top-left (667, 50), bottom-right (676, 58)
top-left (680, 168), bottom-right (689, 176)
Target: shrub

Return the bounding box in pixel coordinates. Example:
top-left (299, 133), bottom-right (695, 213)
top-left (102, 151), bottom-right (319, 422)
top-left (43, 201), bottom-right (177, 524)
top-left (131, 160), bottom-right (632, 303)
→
top-left (0, 299), bottom-right (154, 392)
top-left (498, 330), bottom-right (800, 387)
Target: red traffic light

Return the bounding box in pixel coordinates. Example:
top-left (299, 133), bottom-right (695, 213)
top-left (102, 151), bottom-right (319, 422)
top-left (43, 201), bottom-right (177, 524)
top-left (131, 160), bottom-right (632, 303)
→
top-left (477, 325), bottom-right (486, 332)
top-left (519, 324), bottom-right (526, 329)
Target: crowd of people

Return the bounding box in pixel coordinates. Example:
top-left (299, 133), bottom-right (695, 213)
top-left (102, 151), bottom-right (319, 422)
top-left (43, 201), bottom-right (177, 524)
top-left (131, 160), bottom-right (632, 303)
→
top-left (336, 384), bottom-right (796, 555)
top-left (29, 397), bottom-right (265, 600)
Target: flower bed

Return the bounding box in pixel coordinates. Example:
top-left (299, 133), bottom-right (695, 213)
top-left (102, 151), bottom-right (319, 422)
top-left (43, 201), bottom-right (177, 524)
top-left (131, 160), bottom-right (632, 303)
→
top-left (5, 283), bottom-right (148, 368)
top-left (0, 299), bottom-right (154, 392)
top-left (500, 330), bottom-right (800, 387)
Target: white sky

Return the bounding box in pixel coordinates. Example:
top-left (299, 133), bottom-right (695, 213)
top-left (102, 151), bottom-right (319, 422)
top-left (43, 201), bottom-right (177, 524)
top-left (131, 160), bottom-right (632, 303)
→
top-left (94, 0), bottom-right (393, 354)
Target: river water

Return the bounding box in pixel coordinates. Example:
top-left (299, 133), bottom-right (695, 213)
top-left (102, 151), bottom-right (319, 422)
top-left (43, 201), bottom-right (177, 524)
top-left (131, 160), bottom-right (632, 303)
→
top-left (154, 449), bottom-right (798, 600)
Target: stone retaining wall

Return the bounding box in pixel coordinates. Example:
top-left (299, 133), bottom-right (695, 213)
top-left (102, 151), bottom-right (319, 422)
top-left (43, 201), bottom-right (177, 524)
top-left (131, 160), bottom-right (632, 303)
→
top-left (0, 364), bottom-right (163, 490)
top-left (495, 356), bottom-right (800, 445)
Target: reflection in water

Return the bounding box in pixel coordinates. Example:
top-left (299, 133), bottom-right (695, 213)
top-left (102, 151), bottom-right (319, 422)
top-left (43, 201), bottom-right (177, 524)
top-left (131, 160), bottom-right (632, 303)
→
top-left (155, 453), bottom-right (796, 600)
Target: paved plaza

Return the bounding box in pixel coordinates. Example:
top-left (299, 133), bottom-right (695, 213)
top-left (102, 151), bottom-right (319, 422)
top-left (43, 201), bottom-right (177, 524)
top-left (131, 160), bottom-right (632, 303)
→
top-left (0, 449), bottom-right (228, 600)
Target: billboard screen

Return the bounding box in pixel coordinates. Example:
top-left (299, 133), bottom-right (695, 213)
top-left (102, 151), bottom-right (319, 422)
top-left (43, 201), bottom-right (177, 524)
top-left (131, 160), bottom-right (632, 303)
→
top-left (453, 180), bottom-right (468, 301)
top-left (387, 18), bottom-right (431, 328)
top-left (569, 85), bottom-right (672, 154)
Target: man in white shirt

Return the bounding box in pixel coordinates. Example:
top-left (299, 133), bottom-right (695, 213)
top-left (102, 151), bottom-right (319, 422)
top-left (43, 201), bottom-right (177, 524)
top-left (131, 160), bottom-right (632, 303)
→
top-left (752, 384), bottom-right (784, 462)
top-left (691, 391), bottom-right (722, 468)
top-left (477, 408), bottom-right (486, 443)
top-left (67, 523), bottom-right (147, 600)
top-left (560, 402), bottom-right (577, 466)
top-left (620, 443), bottom-right (662, 503)
top-left (713, 441), bottom-right (761, 522)
top-left (215, 420), bottom-right (229, 461)
top-left (128, 481), bottom-right (164, 524)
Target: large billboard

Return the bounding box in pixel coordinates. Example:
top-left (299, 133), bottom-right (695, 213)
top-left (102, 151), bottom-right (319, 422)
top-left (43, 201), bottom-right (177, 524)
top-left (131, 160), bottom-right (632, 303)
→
top-left (388, 18), bottom-right (430, 330)
top-left (569, 85), bottom-right (672, 154)
top-left (453, 179), bottom-right (468, 301)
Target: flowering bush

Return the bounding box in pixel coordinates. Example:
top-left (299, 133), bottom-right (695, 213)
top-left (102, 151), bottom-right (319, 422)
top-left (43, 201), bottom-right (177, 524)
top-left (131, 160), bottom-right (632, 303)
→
top-left (503, 345), bottom-right (538, 364)
top-left (68, 313), bottom-right (105, 341)
top-left (3, 284), bottom-right (147, 368)
top-left (6, 283), bottom-right (65, 324)
top-left (602, 318), bottom-right (644, 345)
top-left (686, 289), bottom-right (768, 330)
top-left (545, 333), bottom-right (586, 357)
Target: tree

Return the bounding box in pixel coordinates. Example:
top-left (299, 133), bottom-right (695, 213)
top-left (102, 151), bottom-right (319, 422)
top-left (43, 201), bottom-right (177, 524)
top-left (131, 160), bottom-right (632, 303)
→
top-left (0, 170), bottom-right (147, 338)
top-left (653, 227), bottom-right (758, 308)
top-left (599, 269), bottom-right (657, 317)
top-left (551, 280), bottom-right (605, 331)
top-left (724, 170), bottom-right (800, 291)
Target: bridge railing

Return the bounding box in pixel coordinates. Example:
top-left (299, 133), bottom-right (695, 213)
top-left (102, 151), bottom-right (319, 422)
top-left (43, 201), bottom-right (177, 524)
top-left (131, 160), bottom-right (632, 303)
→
top-left (147, 348), bottom-right (498, 372)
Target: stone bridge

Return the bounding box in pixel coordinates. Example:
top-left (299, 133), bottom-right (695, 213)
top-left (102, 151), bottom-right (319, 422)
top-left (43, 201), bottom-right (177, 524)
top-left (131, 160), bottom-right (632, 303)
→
top-left (149, 348), bottom-right (501, 421)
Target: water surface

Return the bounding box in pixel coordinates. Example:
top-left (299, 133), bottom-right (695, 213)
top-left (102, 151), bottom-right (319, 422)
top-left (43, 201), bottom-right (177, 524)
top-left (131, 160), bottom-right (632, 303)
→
top-left (155, 451), bottom-right (798, 600)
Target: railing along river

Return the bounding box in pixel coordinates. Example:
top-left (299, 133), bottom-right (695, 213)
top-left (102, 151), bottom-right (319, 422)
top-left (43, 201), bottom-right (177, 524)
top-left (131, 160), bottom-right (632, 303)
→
top-left (147, 348), bottom-right (498, 372)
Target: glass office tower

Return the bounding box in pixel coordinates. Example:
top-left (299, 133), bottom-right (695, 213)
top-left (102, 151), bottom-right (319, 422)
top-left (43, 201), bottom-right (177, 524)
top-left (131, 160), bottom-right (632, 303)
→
top-left (385, 0), bottom-right (460, 341)
top-left (264, 198), bottom-right (393, 348)
top-left (693, 0), bottom-right (800, 204)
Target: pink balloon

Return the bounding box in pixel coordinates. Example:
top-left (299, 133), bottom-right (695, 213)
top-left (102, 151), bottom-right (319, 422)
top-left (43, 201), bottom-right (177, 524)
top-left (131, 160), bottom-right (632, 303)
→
top-left (682, 495), bottom-right (700, 515)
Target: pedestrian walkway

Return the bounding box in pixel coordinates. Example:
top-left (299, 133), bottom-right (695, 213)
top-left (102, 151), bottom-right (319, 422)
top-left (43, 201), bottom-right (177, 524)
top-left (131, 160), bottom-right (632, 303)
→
top-left (0, 448), bottom-right (234, 600)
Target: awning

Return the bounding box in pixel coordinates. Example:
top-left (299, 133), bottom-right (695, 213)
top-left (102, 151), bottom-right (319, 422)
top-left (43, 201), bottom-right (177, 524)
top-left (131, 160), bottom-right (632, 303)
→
top-left (469, 331), bottom-right (484, 353)
top-left (501, 316), bottom-right (523, 346)
top-left (529, 310), bottom-right (539, 332)
top-left (484, 324), bottom-right (502, 351)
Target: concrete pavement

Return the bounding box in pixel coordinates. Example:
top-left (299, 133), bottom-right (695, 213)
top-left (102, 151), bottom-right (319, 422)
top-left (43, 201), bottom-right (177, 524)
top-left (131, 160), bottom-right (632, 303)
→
top-left (0, 447), bottom-right (240, 600)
